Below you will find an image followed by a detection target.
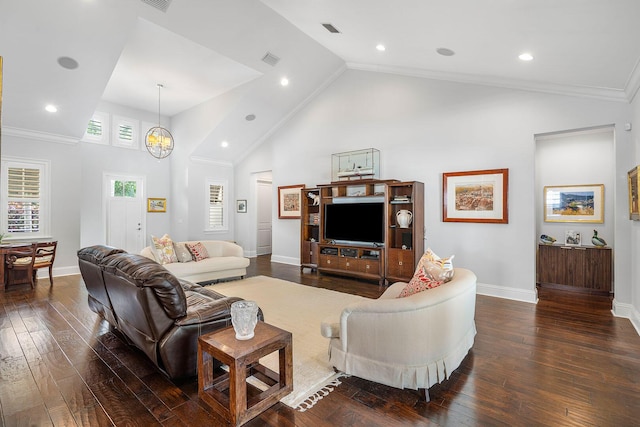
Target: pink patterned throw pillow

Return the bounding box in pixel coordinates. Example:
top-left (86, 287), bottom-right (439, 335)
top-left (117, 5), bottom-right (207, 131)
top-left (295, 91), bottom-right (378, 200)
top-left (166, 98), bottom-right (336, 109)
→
top-left (186, 242), bottom-right (209, 262)
top-left (398, 269), bottom-right (444, 298)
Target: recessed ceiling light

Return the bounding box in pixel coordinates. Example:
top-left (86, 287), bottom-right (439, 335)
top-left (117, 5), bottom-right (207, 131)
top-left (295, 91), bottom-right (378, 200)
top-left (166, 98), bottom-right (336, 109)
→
top-left (376, 44), bottom-right (386, 52)
top-left (436, 47), bottom-right (455, 57)
top-left (221, 141), bottom-right (229, 148)
top-left (280, 77), bottom-right (289, 87)
top-left (45, 104), bottom-right (58, 113)
top-left (245, 114), bottom-right (256, 121)
top-left (57, 56), bottom-right (79, 70)
top-left (519, 53), bottom-right (534, 61)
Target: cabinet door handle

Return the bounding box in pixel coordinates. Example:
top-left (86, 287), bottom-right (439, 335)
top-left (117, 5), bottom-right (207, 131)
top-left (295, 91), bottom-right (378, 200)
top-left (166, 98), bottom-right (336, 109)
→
top-left (398, 261), bottom-right (403, 266)
top-left (346, 262), bottom-right (350, 267)
top-left (327, 259), bottom-right (331, 264)
top-left (365, 265), bottom-right (370, 269)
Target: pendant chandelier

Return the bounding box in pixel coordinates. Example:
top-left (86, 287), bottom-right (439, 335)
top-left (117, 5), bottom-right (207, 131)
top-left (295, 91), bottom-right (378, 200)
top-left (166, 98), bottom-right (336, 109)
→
top-left (145, 83), bottom-right (174, 159)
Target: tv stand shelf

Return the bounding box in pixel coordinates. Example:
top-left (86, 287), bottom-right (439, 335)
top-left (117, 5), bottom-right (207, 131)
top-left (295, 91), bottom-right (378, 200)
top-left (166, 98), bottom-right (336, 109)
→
top-left (301, 179), bottom-right (424, 285)
top-left (318, 244), bottom-right (385, 285)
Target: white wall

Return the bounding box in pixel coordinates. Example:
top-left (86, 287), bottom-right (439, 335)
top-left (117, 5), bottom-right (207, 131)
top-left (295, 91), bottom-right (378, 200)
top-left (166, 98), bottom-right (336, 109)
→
top-left (629, 94), bottom-right (640, 333)
top-left (1, 134), bottom-right (82, 276)
top-left (535, 127), bottom-right (615, 250)
top-left (236, 69), bottom-right (634, 305)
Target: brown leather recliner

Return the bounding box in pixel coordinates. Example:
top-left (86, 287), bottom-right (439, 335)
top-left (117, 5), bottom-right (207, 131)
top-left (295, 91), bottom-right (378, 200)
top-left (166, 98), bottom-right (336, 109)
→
top-left (77, 245), bottom-right (262, 379)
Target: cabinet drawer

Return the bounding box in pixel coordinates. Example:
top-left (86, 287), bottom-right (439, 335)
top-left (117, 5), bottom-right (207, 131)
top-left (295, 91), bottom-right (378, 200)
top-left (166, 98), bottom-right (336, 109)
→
top-left (318, 255), bottom-right (339, 269)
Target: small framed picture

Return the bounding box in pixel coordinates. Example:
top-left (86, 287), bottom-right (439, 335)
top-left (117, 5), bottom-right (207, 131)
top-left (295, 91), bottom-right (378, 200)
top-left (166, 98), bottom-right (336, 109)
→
top-left (237, 199), bottom-right (247, 213)
top-left (147, 198), bottom-right (166, 213)
top-left (278, 184), bottom-right (304, 219)
top-left (564, 230), bottom-right (581, 246)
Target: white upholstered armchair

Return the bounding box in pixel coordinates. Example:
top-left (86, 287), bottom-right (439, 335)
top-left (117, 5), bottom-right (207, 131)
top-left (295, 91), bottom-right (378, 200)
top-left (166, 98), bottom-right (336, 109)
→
top-left (321, 268), bottom-right (477, 400)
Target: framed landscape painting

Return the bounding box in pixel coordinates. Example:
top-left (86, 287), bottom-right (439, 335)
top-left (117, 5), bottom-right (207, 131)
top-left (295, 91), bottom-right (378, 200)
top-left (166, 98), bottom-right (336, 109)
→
top-left (278, 184), bottom-right (304, 219)
top-left (543, 184), bottom-right (604, 223)
top-left (443, 168), bottom-right (509, 223)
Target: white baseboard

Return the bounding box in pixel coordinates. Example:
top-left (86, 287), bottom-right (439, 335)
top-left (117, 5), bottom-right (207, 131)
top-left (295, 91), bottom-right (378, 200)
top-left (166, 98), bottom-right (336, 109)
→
top-left (476, 282), bottom-right (538, 304)
top-left (245, 250), bottom-right (257, 258)
top-left (38, 265), bottom-right (80, 278)
top-left (270, 255), bottom-right (300, 266)
top-left (612, 299), bottom-right (640, 336)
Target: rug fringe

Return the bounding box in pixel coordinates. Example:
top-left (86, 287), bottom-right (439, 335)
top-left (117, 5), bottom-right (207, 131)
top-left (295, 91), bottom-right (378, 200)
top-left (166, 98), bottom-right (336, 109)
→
top-left (295, 373), bottom-right (349, 412)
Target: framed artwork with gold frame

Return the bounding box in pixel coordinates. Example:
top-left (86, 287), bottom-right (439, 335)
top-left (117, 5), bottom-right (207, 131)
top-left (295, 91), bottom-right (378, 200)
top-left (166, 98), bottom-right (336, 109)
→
top-left (628, 166), bottom-right (640, 221)
top-left (543, 184), bottom-right (604, 223)
top-left (147, 198), bottom-right (166, 213)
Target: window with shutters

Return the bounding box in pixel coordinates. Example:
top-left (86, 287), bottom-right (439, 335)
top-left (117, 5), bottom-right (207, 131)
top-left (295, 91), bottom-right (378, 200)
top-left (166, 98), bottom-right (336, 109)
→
top-left (82, 111), bottom-right (110, 144)
top-left (111, 115), bottom-right (140, 149)
top-left (1, 158), bottom-right (50, 238)
top-left (206, 180), bottom-right (228, 231)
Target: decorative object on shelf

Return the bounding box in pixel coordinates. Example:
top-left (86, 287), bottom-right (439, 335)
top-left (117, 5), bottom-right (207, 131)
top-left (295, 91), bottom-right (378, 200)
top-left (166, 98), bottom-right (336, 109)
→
top-left (147, 197), bottom-right (166, 212)
top-left (145, 84), bottom-right (174, 159)
top-left (331, 148), bottom-right (380, 182)
top-left (442, 169), bottom-right (509, 224)
top-left (543, 184), bottom-right (604, 223)
top-left (591, 230), bottom-right (607, 247)
top-left (564, 230), bottom-right (581, 246)
top-left (396, 209), bottom-right (413, 228)
top-left (230, 300), bottom-right (259, 340)
top-left (308, 191), bottom-right (320, 206)
top-left (628, 166), bottom-right (639, 221)
top-left (236, 199), bottom-right (247, 213)
top-left (278, 184), bottom-right (304, 219)
top-left (539, 234), bottom-right (556, 245)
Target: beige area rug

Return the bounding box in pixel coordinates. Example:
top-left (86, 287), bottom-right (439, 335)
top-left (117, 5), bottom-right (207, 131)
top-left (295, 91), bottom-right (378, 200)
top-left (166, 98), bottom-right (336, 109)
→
top-left (206, 275), bottom-right (369, 410)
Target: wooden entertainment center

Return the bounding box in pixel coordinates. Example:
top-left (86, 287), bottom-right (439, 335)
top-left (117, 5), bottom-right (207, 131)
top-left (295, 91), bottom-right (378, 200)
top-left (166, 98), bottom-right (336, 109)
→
top-left (301, 179), bottom-right (424, 285)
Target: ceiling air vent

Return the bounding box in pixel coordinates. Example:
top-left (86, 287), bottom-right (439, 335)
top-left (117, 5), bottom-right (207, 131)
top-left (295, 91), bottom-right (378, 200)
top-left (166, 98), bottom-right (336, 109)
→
top-left (322, 23), bottom-right (341, 34)
top-left (140, 0), bottom-right (172, 12)
top-left (261, 52), bottom-right (280, 67)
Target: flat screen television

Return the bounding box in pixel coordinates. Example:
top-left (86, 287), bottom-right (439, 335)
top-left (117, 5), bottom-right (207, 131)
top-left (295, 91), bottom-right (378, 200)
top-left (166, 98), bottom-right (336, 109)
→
top-left (324, 202), bottom-right (385, 245)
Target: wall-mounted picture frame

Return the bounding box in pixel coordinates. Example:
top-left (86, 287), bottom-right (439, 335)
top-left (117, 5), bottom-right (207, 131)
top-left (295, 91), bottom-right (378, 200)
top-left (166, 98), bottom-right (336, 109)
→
top-left (564, 230), bottom-right (581, 246)
top-left (628, 166), bottom-right (639, 221)
top-left (543, 184), bottom-right (604, 223)
top-left (237, 199), bottom-right (247, 213)
top-left (278, 184), bottom-right (304, 219)
top-left (442, 168), bottom-right (508, 223)
top-left (147, 197), bottom-right (166, 213)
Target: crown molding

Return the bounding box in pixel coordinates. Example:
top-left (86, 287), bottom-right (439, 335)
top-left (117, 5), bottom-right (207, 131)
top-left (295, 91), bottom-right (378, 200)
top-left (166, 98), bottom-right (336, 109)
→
top-left (2, 126), bottom-right (79, 145)
top-left (346, 63), bottom-right (629, 104)
top-left (624, 57), bottom-right (640, 103)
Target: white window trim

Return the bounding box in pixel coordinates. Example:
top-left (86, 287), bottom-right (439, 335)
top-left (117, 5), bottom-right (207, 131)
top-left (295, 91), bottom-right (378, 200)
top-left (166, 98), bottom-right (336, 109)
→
top-left (0, 156), bottom-right (51, 240)
top-left (82, 111), bottom-right (110, 145)
top-left (111, 115), bottom-right (140, 150)
top-left (205, 179), bottom-right (228, 232)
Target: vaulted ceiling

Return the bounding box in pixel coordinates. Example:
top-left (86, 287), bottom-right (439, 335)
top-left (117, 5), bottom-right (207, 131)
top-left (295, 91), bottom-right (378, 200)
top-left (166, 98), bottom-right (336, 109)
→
top-left (1, 0), bottom-right (639, 163)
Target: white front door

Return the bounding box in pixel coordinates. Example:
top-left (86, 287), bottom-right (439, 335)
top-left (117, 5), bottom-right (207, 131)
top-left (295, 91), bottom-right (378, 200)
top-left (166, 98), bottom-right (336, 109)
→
top-left (105, 175), bottom-right (145, 253)
top-left (256, 180), bottom-right (272, 255)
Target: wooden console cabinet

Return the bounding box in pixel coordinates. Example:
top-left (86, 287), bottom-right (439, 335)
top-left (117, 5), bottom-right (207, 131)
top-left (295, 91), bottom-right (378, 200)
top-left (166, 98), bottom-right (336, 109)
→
top-left (301, 179), bottom-right (424, 285)
top-left (537, 244), bottom-right (612, 294)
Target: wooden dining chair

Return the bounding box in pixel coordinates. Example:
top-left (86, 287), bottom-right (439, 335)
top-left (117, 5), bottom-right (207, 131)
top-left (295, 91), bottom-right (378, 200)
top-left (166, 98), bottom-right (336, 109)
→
top-left (5, 243), bottom-right (38, 289)
top-left (32, 241), bottom-right (58, 285)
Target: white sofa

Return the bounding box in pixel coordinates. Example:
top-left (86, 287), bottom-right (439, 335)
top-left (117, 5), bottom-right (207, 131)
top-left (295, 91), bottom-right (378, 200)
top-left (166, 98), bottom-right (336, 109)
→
top-left (321, 268), bottom-right (477, 396)
top-left (140, 240), bottom-right (250, 283)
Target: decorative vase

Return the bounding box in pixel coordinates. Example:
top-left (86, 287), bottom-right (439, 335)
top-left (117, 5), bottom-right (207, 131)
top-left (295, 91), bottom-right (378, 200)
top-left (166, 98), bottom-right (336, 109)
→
top-left (396, 210), bottom-right (413, 228)
top-left (230, 301), bottom-right (259, 340)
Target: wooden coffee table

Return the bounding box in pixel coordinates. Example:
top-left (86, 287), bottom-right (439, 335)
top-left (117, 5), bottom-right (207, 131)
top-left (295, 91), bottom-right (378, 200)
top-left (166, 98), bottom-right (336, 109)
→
top-left (198, 321), bottom-right (293, 426)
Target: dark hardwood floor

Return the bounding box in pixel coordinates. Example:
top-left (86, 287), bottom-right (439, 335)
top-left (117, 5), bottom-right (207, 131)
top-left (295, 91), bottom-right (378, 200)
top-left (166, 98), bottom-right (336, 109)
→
top-left (1, 255), bottom-right (639, 426)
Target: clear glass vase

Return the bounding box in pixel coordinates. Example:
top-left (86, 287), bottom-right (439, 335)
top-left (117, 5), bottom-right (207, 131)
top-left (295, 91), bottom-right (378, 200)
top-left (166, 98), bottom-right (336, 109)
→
top-left (230, 301), bottom-right (259, 340)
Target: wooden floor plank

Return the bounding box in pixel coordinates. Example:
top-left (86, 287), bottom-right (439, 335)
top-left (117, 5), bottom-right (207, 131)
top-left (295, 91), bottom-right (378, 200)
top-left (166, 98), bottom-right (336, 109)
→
top-left (0, 255), bottom-right (639, 426)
